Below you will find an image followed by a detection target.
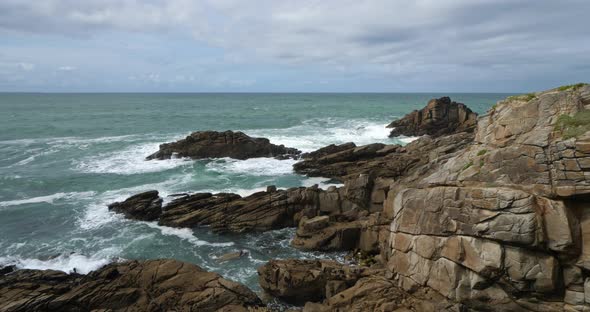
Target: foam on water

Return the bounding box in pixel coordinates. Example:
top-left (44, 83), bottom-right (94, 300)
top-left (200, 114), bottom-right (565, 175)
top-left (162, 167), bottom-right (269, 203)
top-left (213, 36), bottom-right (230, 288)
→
top-left (0, 253), bottom-right (113, 274)
top-left (77, 174), bottom-right (193, 230)
top-left (205, 157), bottom-right (296, 176)
top-left (144, 222), bottom-right (234, 247)
top-left (75, 142), bottom-right (193, 175)
top-left (246, 118), bottom-right (399, 152)
top-left (0, 191), bottom-right (96, 208)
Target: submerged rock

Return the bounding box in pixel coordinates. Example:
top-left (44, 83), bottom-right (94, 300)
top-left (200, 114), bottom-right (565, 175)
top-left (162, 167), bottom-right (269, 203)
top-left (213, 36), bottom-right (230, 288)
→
top-left (387, 96), bottom-right (478, 138)
top-left (146, 130), bottom-right (300, 160)
top-left (0, 259), bottom-right (263, 312)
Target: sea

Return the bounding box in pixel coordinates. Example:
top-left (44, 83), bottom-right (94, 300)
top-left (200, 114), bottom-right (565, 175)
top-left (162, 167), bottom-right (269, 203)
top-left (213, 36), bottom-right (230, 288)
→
top-left (0, 93), bottom-right (510, 292)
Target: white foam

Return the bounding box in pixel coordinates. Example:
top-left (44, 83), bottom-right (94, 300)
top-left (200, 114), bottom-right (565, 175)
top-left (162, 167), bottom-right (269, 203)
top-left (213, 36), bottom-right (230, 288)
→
top-left (75, 142), bottom-right (193, 175)
top-left (246, 118), bottom-right (397, 152)
top-left (397, 136), bottom-right (420, 144)
top-left (206, 157), bottom-right (296, 176)
top-left (0, 191), bottom-right (96, 208)
top-left (0, 253), bottom-right (112, 274)
top-left (301, 177), bottom-right (344, 189)
top-left (144, 222), bottom-right (234, 247)
top-left (77, 174), bottom-right (193, 230)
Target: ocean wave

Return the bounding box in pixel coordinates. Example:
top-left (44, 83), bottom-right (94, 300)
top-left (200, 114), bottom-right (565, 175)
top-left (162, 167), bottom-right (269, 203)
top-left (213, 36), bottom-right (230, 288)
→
top-left (74, 142), bottom-right (193, 175)
top-left (245, 117), bottom-right (402, 152)
top-left (0, 134), bottom-right (145, 146)
top-left (0, 191), bottom-right (96, 208)
top-left (205, 157), bottom-right (296, 176)
top-left (144, 222), bottom-right (234, 247)
top-left (0, 253), bottom-right (113, 274)
top-left (76, 174), bottom-right (194, 230)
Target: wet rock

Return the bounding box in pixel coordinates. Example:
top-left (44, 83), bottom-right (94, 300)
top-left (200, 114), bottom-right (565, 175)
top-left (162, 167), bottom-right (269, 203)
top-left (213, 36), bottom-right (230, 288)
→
top-left (0, 265), bottom-right (15, 276)
top-left (146, 130), bottom-right (300, 160)
top-left (0, 259), bottom-right (263, 312)
top-left (217, 250), bottom-right (249, 263)
top-left (108, 190), bottom-right (162, 221)
top-left (387, 96), bottom-right (478, 138)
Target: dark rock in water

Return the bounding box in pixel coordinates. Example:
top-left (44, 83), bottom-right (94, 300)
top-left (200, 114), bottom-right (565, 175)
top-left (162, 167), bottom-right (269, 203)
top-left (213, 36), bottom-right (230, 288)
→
top-left (216, 250), bottom-right (249, 263)
top-left (0, 265), bottom-right (15, 276)
top-left (300, 142), bottom-right (356, 159)
top-left (387, 96), bottom-right (478, 138)
top-left (108, 190), bottom-right (162, 221)
top-left (0, 259), bottom-right (263, 312)
top-left (146, 130), bottom-right (301, 160)
top-left (158, 189), bottom-right (313, 233)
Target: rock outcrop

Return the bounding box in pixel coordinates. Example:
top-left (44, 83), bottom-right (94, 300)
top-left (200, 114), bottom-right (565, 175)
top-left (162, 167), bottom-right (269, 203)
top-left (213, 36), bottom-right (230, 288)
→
top-left (146, 130), bottom-right (300, 160)
top-left (294, 132), bottom-right (474, 181)
top-left (387, 96), bottom-right (478, 138)
top-left (0, 259), bottom-right (263, 312)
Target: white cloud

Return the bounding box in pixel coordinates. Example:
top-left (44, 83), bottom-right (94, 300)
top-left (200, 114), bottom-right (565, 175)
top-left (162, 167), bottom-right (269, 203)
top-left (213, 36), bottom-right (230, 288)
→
top-left (17, 62), bottom-right (35, 71)
top-left (58, 66), bottom-right (76, 71)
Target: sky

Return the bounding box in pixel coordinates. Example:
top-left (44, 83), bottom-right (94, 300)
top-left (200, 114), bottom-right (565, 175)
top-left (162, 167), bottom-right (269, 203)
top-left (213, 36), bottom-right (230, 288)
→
top-left (0, 0), bottom-right (589, 93)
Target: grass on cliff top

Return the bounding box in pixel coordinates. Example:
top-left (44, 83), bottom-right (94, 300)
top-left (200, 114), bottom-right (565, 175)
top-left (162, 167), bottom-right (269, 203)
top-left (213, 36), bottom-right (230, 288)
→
top-left (507, 93), bottom-right (536, 102)
top-left (554, 109), bottom-right (590, 139)
top-left (557, 83), bottom-right (588, 92)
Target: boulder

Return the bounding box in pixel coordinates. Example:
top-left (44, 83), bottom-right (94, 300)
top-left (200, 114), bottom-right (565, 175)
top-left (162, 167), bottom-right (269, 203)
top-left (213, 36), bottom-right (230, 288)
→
top-left (0, 259), bottom-right (263, 312)
top-left (387, 96), bottom-right (478, 138)
top-left (146, 130), bottom-right (300, 160)
top-left (108, 190), bottom-right (162, 221)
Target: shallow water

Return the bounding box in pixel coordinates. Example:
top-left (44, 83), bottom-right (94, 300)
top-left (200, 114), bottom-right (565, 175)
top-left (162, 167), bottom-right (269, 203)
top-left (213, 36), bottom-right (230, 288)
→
top-left (0, 93), bottom-right (509, 291)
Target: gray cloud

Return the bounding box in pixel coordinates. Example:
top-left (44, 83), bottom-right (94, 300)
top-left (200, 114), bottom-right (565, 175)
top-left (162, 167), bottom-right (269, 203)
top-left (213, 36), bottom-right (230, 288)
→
top-left (0, 0), bottom-right (589, 91)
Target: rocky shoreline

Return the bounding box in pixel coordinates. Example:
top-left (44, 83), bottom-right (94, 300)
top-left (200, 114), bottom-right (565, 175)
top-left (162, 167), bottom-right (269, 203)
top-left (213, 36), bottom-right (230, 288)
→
top-left (2, 84), bottom-right (589, 311)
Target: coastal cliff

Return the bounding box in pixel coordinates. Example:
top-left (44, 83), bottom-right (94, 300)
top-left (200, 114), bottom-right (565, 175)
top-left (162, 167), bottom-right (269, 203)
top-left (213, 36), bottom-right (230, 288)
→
top-left (2, 84), bottom-right (589, 311)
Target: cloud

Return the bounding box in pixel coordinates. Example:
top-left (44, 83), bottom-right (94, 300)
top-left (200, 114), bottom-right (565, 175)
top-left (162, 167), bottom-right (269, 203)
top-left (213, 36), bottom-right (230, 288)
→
top-left (17, 62), bottom-right (35, 71)
top-left (58, 66), bottom-right (76, 71)
top-left (0, 0), bottom-right (589, 91)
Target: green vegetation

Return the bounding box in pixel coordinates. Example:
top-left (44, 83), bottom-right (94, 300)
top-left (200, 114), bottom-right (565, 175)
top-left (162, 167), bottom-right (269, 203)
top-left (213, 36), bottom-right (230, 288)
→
top-left (462, 160), bottom-right (474, 171)
top-left (477, 149), bottom-right (488, 156)
top-left (507, 93), bottom-right (536, 102)
top-left (479, 159), bottom-right (485, 167)
top-left (554, 110), bottom-right (590, 139)
top-left (557, 83), bottom-right (588, 92)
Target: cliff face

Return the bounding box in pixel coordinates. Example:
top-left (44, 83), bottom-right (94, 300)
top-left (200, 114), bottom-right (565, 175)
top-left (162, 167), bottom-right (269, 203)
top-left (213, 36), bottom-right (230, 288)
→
top-left (383, 85), bottom-right (590, 311)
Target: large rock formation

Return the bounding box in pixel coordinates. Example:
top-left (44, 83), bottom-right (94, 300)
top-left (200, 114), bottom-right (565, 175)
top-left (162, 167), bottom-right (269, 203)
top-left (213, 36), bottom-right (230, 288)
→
top-left (387, 96), bottom-right (478, 138)
top-left (0, 259), bottom-right (263, 312)
top-left (381, 85), bottom-right (590, 311)
top-left (146, 130), bottom-right (300, 160)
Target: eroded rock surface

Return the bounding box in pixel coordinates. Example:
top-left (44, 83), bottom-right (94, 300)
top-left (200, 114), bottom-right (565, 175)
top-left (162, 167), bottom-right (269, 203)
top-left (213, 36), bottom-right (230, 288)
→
top-left (146, 130), bottom-right (300, 160)
top-left (0, 259), bottom-right (263, 312)
top-left (257, 259), bottom-right (378, 305)
top-left (387, 96), bottom-right (478, 138)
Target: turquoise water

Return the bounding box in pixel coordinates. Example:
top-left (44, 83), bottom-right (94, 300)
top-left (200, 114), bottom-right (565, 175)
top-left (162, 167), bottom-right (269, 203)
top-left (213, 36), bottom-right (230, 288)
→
top-left (0, 93), bottom-right (509, 291)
